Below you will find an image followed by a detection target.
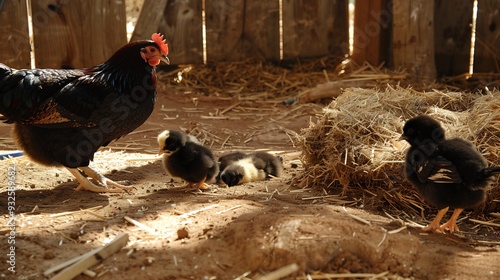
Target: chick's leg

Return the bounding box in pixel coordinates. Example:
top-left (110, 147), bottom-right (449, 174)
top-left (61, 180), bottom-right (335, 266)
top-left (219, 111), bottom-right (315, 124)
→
top-left (66, 168), bottom-right (123, 193)
top-left (178, 178), bottom-right (209, 192)
top-left (439, 208), bottom-right (464, 233)
top-left (195, 178), bottom-right (210, 190)
top-left (422, 207), bottom-right (449, 232)
top-left (80, 167), bottom-right (133, 190)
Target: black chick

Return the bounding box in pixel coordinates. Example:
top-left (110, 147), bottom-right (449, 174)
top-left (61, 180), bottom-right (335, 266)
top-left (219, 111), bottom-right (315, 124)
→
top-left (400, 115), bottom-right (500, 233)
top-left (220, 151), bottom-right (283, 187)
top-left (157, 130), bottom-right (218, 190)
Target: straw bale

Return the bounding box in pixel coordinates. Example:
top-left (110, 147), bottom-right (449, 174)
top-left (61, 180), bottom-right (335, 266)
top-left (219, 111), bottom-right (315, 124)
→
top-left (295, 86), bottom-right (500, 214)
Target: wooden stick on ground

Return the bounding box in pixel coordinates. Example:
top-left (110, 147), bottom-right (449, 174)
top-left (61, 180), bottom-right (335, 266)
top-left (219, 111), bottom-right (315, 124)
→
top-left (46, 233), bottom-right (129, 280)
top-left (124, 216), bottom-right (157, 234)
top-left (255, 263), bottom-right (299, 280)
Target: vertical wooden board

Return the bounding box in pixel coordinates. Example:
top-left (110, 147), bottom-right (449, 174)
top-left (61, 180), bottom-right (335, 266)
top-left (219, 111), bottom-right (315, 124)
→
top-left (0, 0), bottom-right (31, 69)
top-left (32, 0), bottom-right (127, 69)
top-left (205, 0), bottom-right (245, 62)
top-left (130, 0), bottom-right (168, 42)
top-left (243, 1), bottom-right (280, 61)
top-left (434, 0), bottom-right (472, 76)
top-left (158, 0), bottom-right (203, 64)
top-left (474, 0), bottom-right (500, 73)
top-left (282, 0), bottom-right (349, 59)
top-left (392, 0), bottom-right (436, 82)
top-left (351, 0), bottom-right (392, 67)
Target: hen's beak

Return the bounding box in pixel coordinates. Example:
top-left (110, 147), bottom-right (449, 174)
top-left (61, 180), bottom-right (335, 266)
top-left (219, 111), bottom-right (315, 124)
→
top-left (398, 134), bottom-right (408, 141)
top-left (160, 55), bottom-right (170, 65)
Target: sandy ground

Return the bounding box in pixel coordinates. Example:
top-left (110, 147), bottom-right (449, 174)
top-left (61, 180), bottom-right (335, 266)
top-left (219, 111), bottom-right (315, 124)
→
top-left (1, 88), bottom-right (500, 280)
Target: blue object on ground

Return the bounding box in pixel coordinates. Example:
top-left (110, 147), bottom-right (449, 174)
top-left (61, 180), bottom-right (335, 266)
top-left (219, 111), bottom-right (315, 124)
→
top-left (0, 151), bottom-right (24, 160)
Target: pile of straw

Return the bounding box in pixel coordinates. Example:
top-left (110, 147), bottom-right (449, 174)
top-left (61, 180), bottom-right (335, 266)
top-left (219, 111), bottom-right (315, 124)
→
top-left (295, 86), bottom-right (500, 215)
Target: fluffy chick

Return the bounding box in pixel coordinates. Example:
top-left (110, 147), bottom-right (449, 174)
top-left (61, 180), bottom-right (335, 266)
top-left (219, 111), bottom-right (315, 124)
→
top-left (401, 115), bottom-right (500, 233)
top-left (157, 130), bottom-right (218, 190)
top-left (220, 151), bottom-right (283, 187)
top-left (216, 151), bottom-right (247, 183)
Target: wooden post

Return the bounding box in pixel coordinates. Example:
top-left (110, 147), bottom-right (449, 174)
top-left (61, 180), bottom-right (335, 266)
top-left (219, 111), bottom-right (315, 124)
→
top-left (282, 0), bottom-right (349, 59)
top-left (351, 0), bottom-right (392, 67)
top-left (473, 0), bottom-right (500, 73)
top-left (0, 0), bottom-right (31, 69)
top-left (392, 0), bottom-right (436, 82)
top-left (32, 0), bottom-right (127, 69)
top-left (434, 0), bottom-right (473, 76)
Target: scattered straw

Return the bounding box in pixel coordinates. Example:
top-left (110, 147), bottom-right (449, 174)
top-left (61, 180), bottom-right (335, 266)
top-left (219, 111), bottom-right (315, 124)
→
top-left (160, 57), bottom-right (409, 101)
top-left (469, 218), bottom-right (500, 228)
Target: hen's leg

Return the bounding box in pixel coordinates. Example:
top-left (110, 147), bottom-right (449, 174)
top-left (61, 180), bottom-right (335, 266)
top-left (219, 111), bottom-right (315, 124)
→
top-left (79, 167), bottom-right (133, 191)
top-left (422, 207), bottom-right (449, 232)
top-left (66, 168), bottom-right (123, 193)
top-left (439, 208), bottom-right (464, 233)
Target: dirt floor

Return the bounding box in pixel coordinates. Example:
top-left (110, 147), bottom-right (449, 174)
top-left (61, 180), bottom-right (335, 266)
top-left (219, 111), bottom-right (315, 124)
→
top-left (1, 87), bottom-right (500, 280)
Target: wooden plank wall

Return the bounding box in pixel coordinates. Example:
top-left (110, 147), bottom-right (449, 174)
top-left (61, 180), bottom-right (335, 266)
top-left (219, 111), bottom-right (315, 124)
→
top-left (434, 0), bottom-right (473, 77)
top-left (159, 0), bottom-right (203, 64)
top-left (2, 0), bottom-right (499, 78)
top-left (474, 0), bottom-right (500, 73)
top-left (282, 0), bottom-right (348, 60)
top-left (204, 0), bottom-right (280, 62)
top-left (351, 0), bottom-right (392, 67)
top-left (31, 0), bottom-right (127, 69)
top-left (0, 0), bottom-right (31, 69)
top-left (130, 0), bottom-right (169, 42)
top-left (392, 0), bottom-right (436, 82)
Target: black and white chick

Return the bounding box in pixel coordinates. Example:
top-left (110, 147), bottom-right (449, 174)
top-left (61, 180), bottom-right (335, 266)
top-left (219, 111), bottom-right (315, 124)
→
top-left (219, 151), bottom-right (283, 187)
top-left (216, 151), bottom-right (247, 183)
top-left (157, 130), bottom-right (219, 190)
top-left (400, 115), bottom-right (500, 233)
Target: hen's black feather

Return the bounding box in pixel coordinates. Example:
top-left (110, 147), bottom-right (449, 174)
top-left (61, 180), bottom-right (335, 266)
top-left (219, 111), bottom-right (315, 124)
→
top-left (402, 115), bottom-right (500, 210)
top-left (0, 40), bottom-right (162, 168)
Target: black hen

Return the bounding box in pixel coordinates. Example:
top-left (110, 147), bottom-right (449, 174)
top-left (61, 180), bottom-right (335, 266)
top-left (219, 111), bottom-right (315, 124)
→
top-left (401, 115), bottom-right (500, 233)
top-left (0, 33), bottom-right (169, 192)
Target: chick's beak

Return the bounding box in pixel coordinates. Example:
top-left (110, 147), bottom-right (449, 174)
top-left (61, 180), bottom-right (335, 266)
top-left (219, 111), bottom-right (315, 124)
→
top-left (398, 134), bottom-right (408, 141)
top-left (159, 149), bottom-right (165, 155)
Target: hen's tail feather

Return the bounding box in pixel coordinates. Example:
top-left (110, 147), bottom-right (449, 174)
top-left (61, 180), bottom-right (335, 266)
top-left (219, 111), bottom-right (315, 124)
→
top-left (0, 63), bottom-right (12, 86)
top-left (480, 166), bottom-right (500, 178)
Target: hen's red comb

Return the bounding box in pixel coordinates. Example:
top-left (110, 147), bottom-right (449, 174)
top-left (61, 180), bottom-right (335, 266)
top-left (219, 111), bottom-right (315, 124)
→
top-left (152, 33), bottom-right (168, 56)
